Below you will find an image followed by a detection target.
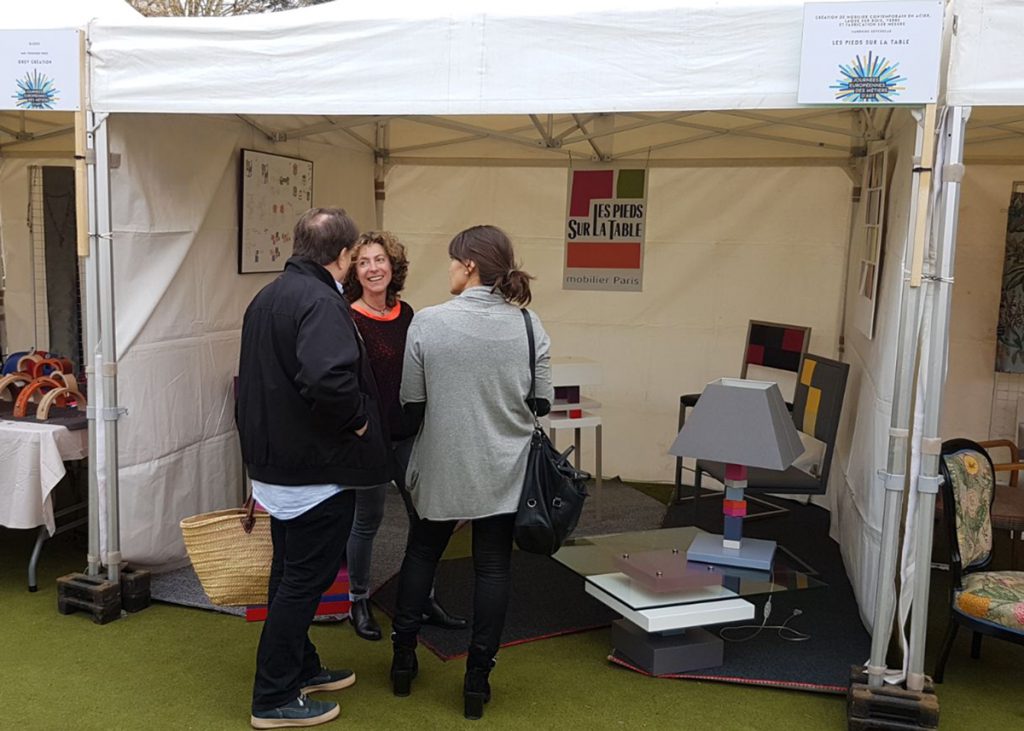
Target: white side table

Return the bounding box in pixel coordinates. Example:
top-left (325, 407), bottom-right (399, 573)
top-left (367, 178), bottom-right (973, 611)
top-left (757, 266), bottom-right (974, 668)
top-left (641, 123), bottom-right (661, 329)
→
top-left (545, 357), bottom-right (603, 508)
top-left (542, 407), bottom-right (603, 508)
top-left (0, 419), bottom-right (89, 590)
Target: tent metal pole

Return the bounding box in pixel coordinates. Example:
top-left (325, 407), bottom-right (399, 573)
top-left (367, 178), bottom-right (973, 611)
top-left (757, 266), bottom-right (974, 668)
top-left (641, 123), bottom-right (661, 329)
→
top-left (374, 121), bottom-right (389, 229)
top-left (0, 151), bottom-right (76, 160)
top-left (94, 114), bottom-right (123, 583)
top-left (0, 126), bottom-right (75, 148)
top-left (83, 142), bottom-right (101, 575)
top-left (963, 155), bottom-right (1024, 166)
top-left (386, 155), bottom-right (852, 169)
top-left (909, 106), bottom-right (938, 286)
top-left (79, 31), bottom-right (101, 577)
top-left (866, 107), bottom-right (930, 690)
top-left (905, 105), bottom-right (969, 692)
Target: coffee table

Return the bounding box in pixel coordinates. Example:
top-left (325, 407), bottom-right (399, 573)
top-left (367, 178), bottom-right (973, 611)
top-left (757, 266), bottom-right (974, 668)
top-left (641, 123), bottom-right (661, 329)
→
top-left (553, 526), bottom-right (824, 674)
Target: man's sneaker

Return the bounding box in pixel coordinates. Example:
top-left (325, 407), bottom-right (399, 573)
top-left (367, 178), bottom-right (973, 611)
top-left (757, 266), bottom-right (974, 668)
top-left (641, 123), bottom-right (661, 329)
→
top-left (250, 693), bottom-right (339, 729)
top-left (300, 667), bottom-right (356, 694)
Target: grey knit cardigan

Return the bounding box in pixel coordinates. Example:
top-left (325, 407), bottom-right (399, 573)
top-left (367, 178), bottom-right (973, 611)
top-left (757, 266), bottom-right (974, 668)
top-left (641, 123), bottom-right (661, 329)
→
top-left (400, 286), bottom-right (554, 520)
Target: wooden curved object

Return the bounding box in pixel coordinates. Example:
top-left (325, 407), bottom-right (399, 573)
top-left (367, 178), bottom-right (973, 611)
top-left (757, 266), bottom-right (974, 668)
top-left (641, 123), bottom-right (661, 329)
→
top-left (37, 387), bottom-right (86, 420)
top-left (3, 350), bottom-right (34, 375)
top-left (30, 357), bottom-right (71, 378)
top-left (13, 376), bottom-right (63, 417)
top-left (0, 372), bottom-right (32, 401)
top-left (17, 353), bottom-right (44, 373)
top-left (50, 372), bottom-right (80, 393)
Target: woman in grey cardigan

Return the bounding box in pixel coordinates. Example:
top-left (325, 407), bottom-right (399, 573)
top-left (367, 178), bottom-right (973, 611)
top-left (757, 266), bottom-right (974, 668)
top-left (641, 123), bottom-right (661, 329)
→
top-left (390, 225), bottom-right (553, 720)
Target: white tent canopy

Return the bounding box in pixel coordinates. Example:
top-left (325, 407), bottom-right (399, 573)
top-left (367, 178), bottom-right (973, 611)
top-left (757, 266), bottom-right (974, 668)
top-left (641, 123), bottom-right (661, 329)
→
top-left (91, 0), bottom-right (824, 116)
top-left (948, 0), bottom-right (1024, 107)
top-left (4, 8), bottom-right (964, 693)
top-left (75, 0), bottom-right (900, 577)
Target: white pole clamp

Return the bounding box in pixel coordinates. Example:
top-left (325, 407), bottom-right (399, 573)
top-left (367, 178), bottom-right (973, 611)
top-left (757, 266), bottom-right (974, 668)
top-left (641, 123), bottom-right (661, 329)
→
top-left (918, 475), bottom-right (943, 494)
top-left (942, 163), bottom-right (965, 183)
top-left (879, 470), bottom-right (906, 492)
top-left (103, 406), bottom-right (128, 421)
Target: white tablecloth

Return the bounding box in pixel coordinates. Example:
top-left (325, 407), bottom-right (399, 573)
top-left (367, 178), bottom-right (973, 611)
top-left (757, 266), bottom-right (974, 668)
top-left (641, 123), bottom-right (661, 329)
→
top-left (0, 419), bottom-right (88, 534)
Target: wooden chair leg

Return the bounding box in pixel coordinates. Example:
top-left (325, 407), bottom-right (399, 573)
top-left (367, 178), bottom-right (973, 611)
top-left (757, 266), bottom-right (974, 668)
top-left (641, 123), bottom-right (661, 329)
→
top-left (933, 619), bottom-right (958, 683)
top-left (970, 631), bottom-right (983, 659)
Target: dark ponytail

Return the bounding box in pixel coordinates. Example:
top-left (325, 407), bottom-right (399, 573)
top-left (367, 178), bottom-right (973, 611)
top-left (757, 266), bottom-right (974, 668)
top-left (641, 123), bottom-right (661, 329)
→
top-left (495, 268), bottom-right (533, 307)
top-left (448, 225), bottom-right (533, 306)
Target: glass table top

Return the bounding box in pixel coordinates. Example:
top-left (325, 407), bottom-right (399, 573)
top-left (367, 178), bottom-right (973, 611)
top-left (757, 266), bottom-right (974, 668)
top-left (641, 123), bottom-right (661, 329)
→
top-left (553, 526), bottom-right (825, 612)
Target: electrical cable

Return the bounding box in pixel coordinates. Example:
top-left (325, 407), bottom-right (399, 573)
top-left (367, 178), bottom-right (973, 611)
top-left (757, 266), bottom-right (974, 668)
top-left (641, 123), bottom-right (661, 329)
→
top-left (717, 567), bottom-right (811, 643)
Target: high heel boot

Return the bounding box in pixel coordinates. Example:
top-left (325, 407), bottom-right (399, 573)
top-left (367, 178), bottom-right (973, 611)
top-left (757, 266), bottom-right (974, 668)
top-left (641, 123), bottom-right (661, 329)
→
top-left (390, 633), bottom-right (418, 697)
top-left (463, 650), bottom-right (494, 720)
top-left (350, 598), bottom-right (382, 641)
top-left (421, 595), bottom-right (468, 630)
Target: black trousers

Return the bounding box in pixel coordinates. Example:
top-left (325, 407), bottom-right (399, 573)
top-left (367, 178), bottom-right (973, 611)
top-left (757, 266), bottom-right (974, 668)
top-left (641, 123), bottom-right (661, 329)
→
top-left (392, 512), bottom-right (515, 665)
top-left (390, 436), bottom-right (417, 521)
top-left (252, 489), bottom-right (356, 712)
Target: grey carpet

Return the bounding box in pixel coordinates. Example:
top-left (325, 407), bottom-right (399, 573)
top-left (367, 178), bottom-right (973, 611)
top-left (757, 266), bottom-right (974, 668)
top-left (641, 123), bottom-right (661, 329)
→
top-left (151, 478), bottom-right (667, 618)
top-left (572, 477), bottom-right (671, 537)
top-left (150, 564), bottom-right (247, 617)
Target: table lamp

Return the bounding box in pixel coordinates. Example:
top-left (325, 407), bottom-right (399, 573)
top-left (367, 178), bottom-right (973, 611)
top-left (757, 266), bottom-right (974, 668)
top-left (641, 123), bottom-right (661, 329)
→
top-left (669, 378), bottom-right (803, 570)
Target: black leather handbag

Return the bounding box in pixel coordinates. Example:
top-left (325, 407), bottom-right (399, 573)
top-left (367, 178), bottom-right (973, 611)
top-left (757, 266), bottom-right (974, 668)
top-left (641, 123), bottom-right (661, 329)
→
top-left (513, 309), bottom-right (590, 556)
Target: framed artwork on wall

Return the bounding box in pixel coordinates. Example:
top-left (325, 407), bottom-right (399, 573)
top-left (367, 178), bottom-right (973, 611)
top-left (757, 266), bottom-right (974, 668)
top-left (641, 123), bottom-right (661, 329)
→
top-left (995, 182), bottom-right (1024, 372)
top-left (238, 149), bottom-right (313, 274)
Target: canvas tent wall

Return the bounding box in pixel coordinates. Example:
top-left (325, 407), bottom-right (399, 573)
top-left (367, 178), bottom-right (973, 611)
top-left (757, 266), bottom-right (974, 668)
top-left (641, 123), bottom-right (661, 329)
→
top-left (0, 1), bottom-right (936, 647)
top-left (941, 0), bottom-right (1024, 446)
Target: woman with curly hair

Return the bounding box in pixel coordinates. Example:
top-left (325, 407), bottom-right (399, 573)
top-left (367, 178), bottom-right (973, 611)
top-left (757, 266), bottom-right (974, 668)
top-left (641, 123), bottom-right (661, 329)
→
top-left (343, 231), bottom-right (465, 641)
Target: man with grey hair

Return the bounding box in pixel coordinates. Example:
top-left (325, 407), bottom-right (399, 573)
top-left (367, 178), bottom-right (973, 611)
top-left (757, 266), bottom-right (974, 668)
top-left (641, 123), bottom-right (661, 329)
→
top-left (237, 207), bottom-right (390, 729)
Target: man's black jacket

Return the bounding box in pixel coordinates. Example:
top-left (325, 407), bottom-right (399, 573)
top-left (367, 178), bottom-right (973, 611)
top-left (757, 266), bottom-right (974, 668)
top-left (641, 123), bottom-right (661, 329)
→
top-left (236, 255), bottom-right (390, 487)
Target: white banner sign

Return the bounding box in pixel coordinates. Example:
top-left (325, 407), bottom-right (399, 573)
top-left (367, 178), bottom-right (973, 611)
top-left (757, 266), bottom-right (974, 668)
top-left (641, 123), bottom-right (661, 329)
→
top-left (1, 30), bottom-right (80, 112)
top-left (798, 1), bottom-right (943, 105)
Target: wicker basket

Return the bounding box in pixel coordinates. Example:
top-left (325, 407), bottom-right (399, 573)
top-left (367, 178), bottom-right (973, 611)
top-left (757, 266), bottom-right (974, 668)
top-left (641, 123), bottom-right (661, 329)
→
top-left (180, 500), bottom-right (272, 607)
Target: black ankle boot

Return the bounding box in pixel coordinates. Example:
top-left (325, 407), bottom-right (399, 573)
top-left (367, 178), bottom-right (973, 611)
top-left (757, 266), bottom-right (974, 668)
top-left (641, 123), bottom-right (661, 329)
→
top-left (390, 634), bottom-right (419, 697)
top-left (463, 667), bottom-right (492, 720)
top-left (350, 598), bottom-right (382, 641)
top-left (421, 596), bottom-right (468, 630)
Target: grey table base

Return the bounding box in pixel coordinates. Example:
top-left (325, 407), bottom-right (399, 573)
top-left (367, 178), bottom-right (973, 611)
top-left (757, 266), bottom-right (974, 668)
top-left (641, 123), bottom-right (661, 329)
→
top-left (610, 618), bottom-right (724, 675)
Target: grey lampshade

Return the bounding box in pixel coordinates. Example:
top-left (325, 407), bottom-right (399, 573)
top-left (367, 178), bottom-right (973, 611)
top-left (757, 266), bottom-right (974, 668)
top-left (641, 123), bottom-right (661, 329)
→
top-left (669, 378), bottom-right (803, 470)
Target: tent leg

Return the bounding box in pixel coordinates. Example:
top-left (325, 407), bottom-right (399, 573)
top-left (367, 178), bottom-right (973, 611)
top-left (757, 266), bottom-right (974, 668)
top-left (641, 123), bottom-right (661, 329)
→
top-left (865, 107), bottom-right (931, 690)
top-left (93, 113), bottom-right (123, 583)
top-left (905, 105), bottom-right (969, 693)
top-left (80, 37), bottom-right (101, 578)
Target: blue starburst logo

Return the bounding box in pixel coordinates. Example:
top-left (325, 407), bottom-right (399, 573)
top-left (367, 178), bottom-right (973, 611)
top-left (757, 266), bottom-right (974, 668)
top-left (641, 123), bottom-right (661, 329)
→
top-left (13, 69), bottom-right (60, 110)
top-left (831, 52), bottom-right (905, 103)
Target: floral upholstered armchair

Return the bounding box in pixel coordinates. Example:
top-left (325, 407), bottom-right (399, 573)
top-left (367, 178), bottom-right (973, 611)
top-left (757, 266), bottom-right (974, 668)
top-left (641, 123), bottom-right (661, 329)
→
top-left (976, 439), bottom-right (1024, 569)
top-left (934, 439), bottom-right (1024, 682)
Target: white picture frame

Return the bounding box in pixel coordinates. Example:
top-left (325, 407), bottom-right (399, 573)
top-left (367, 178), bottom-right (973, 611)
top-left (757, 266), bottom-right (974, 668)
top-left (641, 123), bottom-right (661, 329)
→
top-left (238, 149), bottom-right (313, 274)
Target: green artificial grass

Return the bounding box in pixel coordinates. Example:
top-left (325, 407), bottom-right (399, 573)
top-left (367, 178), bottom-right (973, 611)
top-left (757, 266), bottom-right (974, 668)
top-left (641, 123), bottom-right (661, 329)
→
top-left (2, 507), bottom-right (1022, 729)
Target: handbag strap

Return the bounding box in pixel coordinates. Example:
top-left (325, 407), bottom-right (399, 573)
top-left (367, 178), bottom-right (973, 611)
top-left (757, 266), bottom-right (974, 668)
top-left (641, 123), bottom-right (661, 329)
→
top-left (520, 308), bottom-right (538, 417)
top-left (240, 495), bottom-right (257, 534)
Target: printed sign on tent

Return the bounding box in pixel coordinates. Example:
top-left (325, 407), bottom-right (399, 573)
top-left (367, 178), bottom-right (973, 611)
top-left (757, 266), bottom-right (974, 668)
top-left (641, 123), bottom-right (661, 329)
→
top-left (563, 168), bottom-right (647, 292)
top-left (798, 1), bottom-right (943, 105)
top-left (1, 30), bottom-right (80, 112)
